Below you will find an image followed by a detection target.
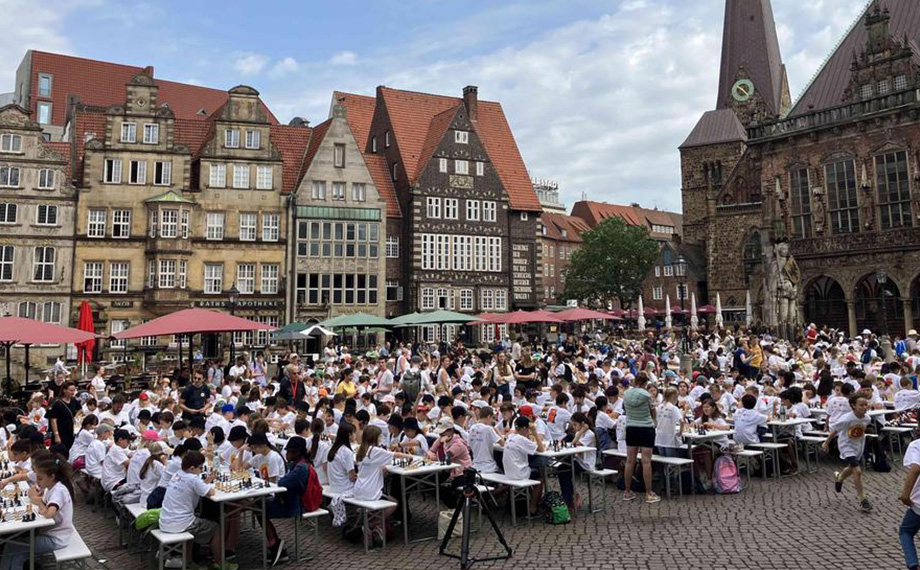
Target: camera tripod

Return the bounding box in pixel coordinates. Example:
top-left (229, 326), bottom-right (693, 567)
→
top-left (438, 468), bottom-right (512, 570)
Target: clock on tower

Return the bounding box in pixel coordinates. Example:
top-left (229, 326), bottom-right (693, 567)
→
top-left (731, 79), bottom-right (755, 103)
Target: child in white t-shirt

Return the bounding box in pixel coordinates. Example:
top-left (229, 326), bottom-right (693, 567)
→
top-left (824, 394), bottom-right (872, 512)
top-left (502, 416), bottom-right (545, 514)
top-left (655, 388), bottom-right (683, 452)
top-left (353, 426), bottom-right (411, 502)
top-left (248, 433), bottom-right (286, 483)
top-left (895, 377), bottom-right (920, 411)
top-left (84, 425), bottom-right (113, 480)
top-left (469, 406), bottom-right (502, 474)
top-left (897, 438), bottom-right (920, 569)
top-left (732, 394), bottom-right (767, 446)
top-left (326, 423), bottom-right (356, 495)
top-left (101, 429), bottom-right (132, 492)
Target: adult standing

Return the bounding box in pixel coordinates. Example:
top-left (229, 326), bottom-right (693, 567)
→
top-left (179, 371), bottom-right (211, 422)
top-left (278, 365), bottom-right (306, 406)
top-left (48, 381), bottom-right (80, 450)
top-left (621, 373), bottom-right (660, 503)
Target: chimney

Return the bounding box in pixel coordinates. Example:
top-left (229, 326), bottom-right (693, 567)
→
top-left (143, 65), bottom-right (154, 77)
top-left (463, 85), bottom-right (478, 121)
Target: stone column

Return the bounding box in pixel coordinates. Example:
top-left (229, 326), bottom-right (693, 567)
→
top-left (904, 297), bottom-right (914, 337)
top-left (847, 300), bottom-right (857, 338)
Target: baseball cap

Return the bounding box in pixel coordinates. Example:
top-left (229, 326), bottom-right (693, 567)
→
top-left (141, 429), bottom-right (161, 442)
top-left (221, 404), bottom-right (235, 413)
top-left (139, 393), bottom-right (149, 401)
top-left (434, 419), bottom-right (455, 436)
top-left (518, 405), bottom-right (535, 419)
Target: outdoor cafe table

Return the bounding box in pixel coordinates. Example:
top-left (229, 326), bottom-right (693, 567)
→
top-left (207, 475), bottom-right (285, 570)
top-left (386, 460), bottom-right (460, 545)
top-left (0, 512), bottom-right (53, 570)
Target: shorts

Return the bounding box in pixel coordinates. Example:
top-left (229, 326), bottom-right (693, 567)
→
top-left (625, 426), bottom-right (656, 449)
top-left (842, 456), bottom-right (861, 468)
top-left (185, 517), bottom-right (218, 544)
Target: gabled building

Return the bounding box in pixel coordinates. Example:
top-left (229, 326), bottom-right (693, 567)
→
top-left (538, 212), bottom-right (589, 304)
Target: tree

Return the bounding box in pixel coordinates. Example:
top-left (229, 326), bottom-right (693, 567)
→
top-left (561, 217), bottom-right (659, 309)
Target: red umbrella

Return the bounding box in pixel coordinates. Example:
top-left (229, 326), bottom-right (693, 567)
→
top-left (608, 308), bottom-right (626, 318)
top-left (112, 308), bottom-right (271, 339)
top-left (555, 308), bottom-right (622, 321)
top-left (472, 313), bottom-right (503, 323)
top-left (75, 301), bottom-right (95, 364)
top-left (0, 316), bottom-right (97, 344)
top-left (697, 305), bottom-right (717, 314)
top-left (489, 310), bottom-right (562, 324)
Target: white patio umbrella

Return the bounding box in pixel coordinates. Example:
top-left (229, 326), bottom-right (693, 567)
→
top-left (745, 290), bottom-right (753, 327)
top-left (690, 292), bottom-right (699, 330)
top-left (637, 295), bottom-right (646, 331)
top-left (664, 295), bottom-right (673, 329)
top-left (715, 292), bottom-right (724, 328)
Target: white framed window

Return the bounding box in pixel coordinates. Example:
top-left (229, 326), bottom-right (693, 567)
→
top-left (109, 261), bottom-right (129, 293)
top-left (239, 213), bottom-right (257, 241)
top-left (40, 301), bottom-right (60, 324)
top-left (38, 73), bottom-right (52, 97)
top-left (36, 204), bottom-right (57, 226)
top-left (422, 234), bottom-right (434, 270)
top-left (0, 167), bottom-right (20, 187)
top-left (104, 159), bottom-right (122, 183)
top-left (652, 286), bottom-right (663, 301)
top-left (120, 123), bottom-right (136, 143)
top-left (129, 160), bottom-right (147, 184)
top-left (466, 200), bottom-right (480, 221)
top-left (460, 289), bottom-right (473, 310)
top-left (495, 289), bottom-right (507, 310)
top-left (237, 263), bottom-right (255, 294)
top-left (332, 182), bottom-right (345, 200)
top-left (312, 181), bottom-right (326, 200)
top-left (178, 259), bottom-right (187, 289)
top-left (334, 144), bottom-right (345, 168)
top-left (455, 130), bottom-right (469, 144)
top-left (37, 103), bottom-right (52, 125)
top-left (386, 236), bottom-right (399, 258)
top-left (896, 75), bottom-right (908, 90)
top-left (877, 78), bottom-right (891, 95)
top-left (180, 210), bottom-right (189, 239)
top-left (209, 163), bottom-right (226, 188)
top-left (109, 319), bottom-right (130, 348)
top-left (87, 209), bottom-right (106, 237)
top-left (352, 183), bottom-right (366, 202)
top-left (474, 236), bottom-right (487, 271)
top-left (436, 234), bottom-right (450, 270)
top-left (371, 136), bottom-right (377, 153)
top-left (386, 280), bottom-right (402, 302)
top-left (0, 135), bottom-right (22, 153)
top-left (233, 164), bottom-right (249, 189)
top-left (256, 165), bottom-right (272, 190)
top-left (158, 259), bottom-right (176, 288)
top-left (391, 161), bottom-right (398, 181)
top-left (421, 287), bottom-right (435, 310)
top-left (427, 197), bottom-right (441, 218)
top-left (160, 209), bottom-right (178, 238)
top-left (480, 289), bottom-right (494, 310)
top-left (154, 161), bottom-right (172, 185)
top-left (385, 131), bottom-right (390, 148)
top-left (143, 124), bottom-right (159, 144)
top-left (18, 301), bottom-right (36, 319)
top-left (488, 237), bottom-right (501, 272)
top-left (147, 259), bottom-right (155, 288)
top-left (84, 263), bottom-right (104, 295)
top-left (483, 201), bottom-right (496, 222)
top-left (521, 212), bottom-right (528, 221)
top-left (454, 235), bottom-right (473, 271)
top-left (654, 266), bottom-right (660, 277)
top-left (860, 83), bottom-right (873, 99)
top-left (37, 169), bottom-right (54, 189)
top-left (677, 284), bottom-right (688, 300)
top-left (262, 213), bottom-right (279, 241)
top-left (663, 265), bottom-right (674, 277)
top-left (32, 246), bottom-right (54, 282)
top-left (455, 160), bottom-right (469, 175)
top-left (206, 212), bottom-right (224, 240)
top-left (204, 263), bottom-right (223, 294)
top-left (0, 203), bottom-right (16, 224)
top-left (261, 264), bottom-right (279, 294)
top-left (476, 161), bottom-right (484, 176)
top-left (439, 158), bottom-right (448, 173)
top-left (225, 129), bottom-right (239, 148)
top-left (0, 246), bottom-right (13, 281)
top-left (245, 129), bottom-right (260, 149)
top-left (444, 198), bottom-right (458, 219)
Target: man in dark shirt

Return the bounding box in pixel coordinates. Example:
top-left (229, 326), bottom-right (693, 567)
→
top-left (278, 365), bottom-right (306, 406)
top-left (180, 371), bottom-right (211, 421)
top-left (48, 381), bottom-right (80, 450)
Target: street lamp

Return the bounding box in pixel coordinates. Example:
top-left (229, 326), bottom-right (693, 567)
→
top-left (228, 284), bottom-right (240, 362)
top-left (674, 255), bottom-right (688, 353)
top-left (876, 269), bottom-right (889, 337)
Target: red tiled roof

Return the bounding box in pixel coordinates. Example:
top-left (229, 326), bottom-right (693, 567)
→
top-left (571, 200), bottom-right (682, 237)
top-left (332, 91), bottom-right (376, 149)
top-left (269, 124), bottom-right (312, 195)
top-left (364, 154), bottom-right (401, 218)
top-left (301, 118), bottom-right (330, 174)
top-left (28, 51), bottom-right (278, 125)
top-left (173, 118), bottom-right (213, 156)
top-left (417, 106), bottom-right (460, 176)
top-left (541, 212), bottom-right (590, 243)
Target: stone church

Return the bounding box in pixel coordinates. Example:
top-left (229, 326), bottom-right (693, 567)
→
top-left (681, 0), bottom-right (920, 337)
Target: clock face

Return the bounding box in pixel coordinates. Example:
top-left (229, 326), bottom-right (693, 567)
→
top-left (731, 79), bottom-right (755, 102)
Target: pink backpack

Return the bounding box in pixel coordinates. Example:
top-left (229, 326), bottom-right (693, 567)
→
top-left (712, 456), bottom-right (742, 494)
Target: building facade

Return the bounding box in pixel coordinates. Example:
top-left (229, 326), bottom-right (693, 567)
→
top-left (538, 212), bottom-right (589, 304)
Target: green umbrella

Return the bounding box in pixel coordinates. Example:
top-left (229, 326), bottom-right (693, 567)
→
top-left (319, 312), bottom-right (394, 329)
top-left (403, 310), bottom-right (475, 325)
top-left (270, 321), bottom-right (310, 341)
top-left (388, 312), bottom-right (422, 326)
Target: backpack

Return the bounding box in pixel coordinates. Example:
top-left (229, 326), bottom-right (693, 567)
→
top-left (539, 491), bottom-right (570, 525)
top-left (300, 462), bottom-right (323, 512)
top-left (134, 508), bottom-right (160, 530)
top-left (860, 348), bottom-right (873, 365)
top-left (401, 369), bottom-right (422, 402)
top-left (712, 456), bottom-right (742, 494)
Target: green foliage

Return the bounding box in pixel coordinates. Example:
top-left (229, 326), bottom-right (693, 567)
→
top-left (561, 217), bottom-right (659, 309)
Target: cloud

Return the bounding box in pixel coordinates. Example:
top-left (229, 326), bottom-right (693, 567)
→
top-left (329, 51), bottom-right (358, 66)
top-left (0, 0), bottom-right (74, 90)
top-left (268, 57), bottom-right (299, 79)
top-left (233, 52), bottom-right (269, 76)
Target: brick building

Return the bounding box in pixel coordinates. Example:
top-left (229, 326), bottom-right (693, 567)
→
top-left (538, 212), bottom-right (589, 304)
top-left (683, 0), bottom-right (920, 335)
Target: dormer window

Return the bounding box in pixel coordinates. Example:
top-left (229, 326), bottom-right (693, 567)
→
top-left (371, 136), bottom-right (377, 153)
top-left (561, 229), bottom-right (568, 238)
top-left (245, 130), bottom-right (260, 149)
top-left (455, 130), bottom-right (469, 144)
top-left (143, 124), bottom-right (159, 144)
top-left (225, 129), bottom-right (239, 148)
top-left (121, 123), bottom-right (136, 143)
top-left (0, 135), bottom-right (22, 153)
top-left (391, 161), bottom-right (398, 181)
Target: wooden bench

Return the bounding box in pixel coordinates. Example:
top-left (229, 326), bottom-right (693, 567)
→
top-left (149, 530), bottom-right (194, 570)
top-left (602, 450), bottom-right (694, 499)
top-left (747, 442), bottom-right (787, 479)
top-left (581, 468), bottom-right (617, 513)
top-left (293, 508), bottom-right (329, 562)
top-left (54, 530), bottom-right (92, 570)
top-left (478, 472), bottom-right (540, 527)
top-left (323, 490), bottom-right (397, 553)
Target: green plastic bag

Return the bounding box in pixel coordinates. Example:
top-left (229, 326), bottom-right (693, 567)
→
top-left (548, 504), bottom-right (570, 525)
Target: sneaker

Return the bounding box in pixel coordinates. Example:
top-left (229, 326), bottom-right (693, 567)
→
top-left (270, 539), bottom-right (286, 567)
top-left (622, 491), bottom-right (636, 502)
top-left (211, 563), bottom-right (239, 570)
top-left (860, 496), bottom-right (872, 512)
top-left (834, 471), bottom-right (842, 493)
top-left (276, 549), bottom-right (290, 565)
top-left (645, 493), bottom-right (661, 504)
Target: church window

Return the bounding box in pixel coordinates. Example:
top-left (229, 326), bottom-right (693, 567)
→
top-left (826, 160), bottom-right (859, 234)
top-left (875, 151), bottom-right (912, 230)
top-left (789, 168), bottom-right (812, 239)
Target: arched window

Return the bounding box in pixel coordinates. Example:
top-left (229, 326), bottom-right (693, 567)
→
top-left (742, 231), bottom-right (762, 282)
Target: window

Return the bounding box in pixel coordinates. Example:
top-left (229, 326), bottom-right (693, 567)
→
top-left (386, 281), bottom-right (403, 302)
top-left (877, 79), bottom-right (891, 95)
top-left (455, 130), bottom-right (469, 144)
top-left (36, 205), bottom-right (57, 226)
top-left (421, 234), bottom-right (434, 269)
top-left (483, 201), bottom-right (496, 222)
top-left (33, 246), bottom-right (54, 281)
top-left (455, 160), bottom-right (469, 175)
top-left (386, 236), bottom-right (399, 258)
top-left (154, 161), bottom-right (171, 185)
top-left (790, 168), bottom-right (812, 239)
top-left (826, 159), bottom-right (859, 234)
top-left (239, 213), bottom-right (257, 241)
top-left (160, 209), bottom-right (178, 238)
top-left (238, 264), bottom-right (255, 293)
top-left (352, 183), bottom-right (366, 202)
top-left (143, 124), bottom-right (159, 144)
top-left (677, 284), bottom-right (688, 300)
top-left (87, 209), bottom-right (106, 237)
top-left (0, 167), bottom-right (20, 187)
top-left (262, 213), bottom-right (279, 241)
top-left (158, 259), bottom-right (176, 288)
top-left (109, 261), bottom-right (129, 293)
top-left (225, 129), bottom-right (239, 148)
top-left (1, 134), bottom-right (22, 153)
top-left (120, 123), bottom-right (136, 143)
top-left (111, 210), bottom-right (130, 238)
top-left (206, 212), bottom-right (224, 240)
top-left (896, 75), bottom-right (909, 91)
top-left (652, 286), bottom-right (663, 300)
top-left (385, 131), bottom-right (390, 148)
top-left (439, 158), bottom-right (448, 173)
top-left (261, 264), bottom-right (279, 294)
top-left (521, 212), bottom-right (528, 221)
top-left (147, 259), bottom-right (155, 288)
top-left (129, 160), bottom-right (147, 184)
top-left (332, 182), bottom-right (345, 200)
top-left (312, 181), bottom-right (326, 200)
top-left (422, 287), bottom-right (435, 310)
top-left (444, 198), bottom-right (458, 219)
top-left (40, 301), bottom-right (60, 324)
top-left (0, 246), bottom-right (13, 281)
top-left (653, 266), bottom-right (661, 277)
top-left (466, 200), bottom-right (480, 221)
top-left (860, 84), bottom-right (873, 99)
top-left (245, 129), bottom-right (260, 149)
top-left (233, 164), bottom-right (249, 189)
top-left (371, 136), bottom-right (377, 153)
top-left (876, 150), bottom-right (912, 230)
top-left (427, 197), bottom-right (441, 218)
top-left (109, 320), bottom-right (130, 348)
top-left (0, 203), bottom-right (16, 224)
top-left (204, 263), bottom-right (223, 294)
top-left (454, 235), bottom-right (473, 271)
top-left (474, 236), bottom-right (487, 271)
top-left (495, 289), bottom-right (507, 310)
top-left (436, 234), bottom-right (450, 270)
top-left (391, 162), bottom-right (398, 181)
top-left (460, 289), bottom-right (473, 310)
top-left (651, 224), bottom-right (675, 234)
top-left (104, 159), bottom-right (122, 183)
top-left (38, 73), bottom-right (52, 97)
top-left (476, 162), bottom-right (484, 176)
top-left (18, 302), bottom-right (36, 319)
top-left (480, 289), bottom-right (494, 310)
top-left (209, 163), bottom-right (226, 188)
top-left (256, 165), bottom-right (272, 190)
top-left (663, 264), bottom-right (674, 277)
top-left (37, 103), bottom-right (51, 125)
top-left (37, 169), bottom-right (53, 189)
top-left (334, 144), bottom-right (345, 168)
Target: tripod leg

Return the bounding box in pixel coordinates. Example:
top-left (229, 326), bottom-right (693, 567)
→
top-left (438, 495), bottom-right (465, 554)
top-left (460, 496), bottom-right (472, 570)
top-left (479, 495), bottom-right (513, 556)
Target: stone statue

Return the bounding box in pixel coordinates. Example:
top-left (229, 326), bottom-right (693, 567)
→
top-left (764, 239), bottom-right (800, 339)
top-left (812, 187), bottom-right (826, 235)
top-left (860, 162), bottom-right (875, 231)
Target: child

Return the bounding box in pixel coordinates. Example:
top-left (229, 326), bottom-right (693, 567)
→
top-left (69, 415), bottom-right (98, 468)
top-left (169, 420), bottom-right (189, 448)
top-left (502, 416), bottom-right (545, 514)
top-left (354, 426), bottom-right (411, 501)
top-left (223, 426), bottom-right (252, 469)
top-left (824, 394), bottom-right (872, 511)
top-left (326, 423), bottom-right (356, 495)
top-left (83, 425), bottom-right (113, 481)
top-left (557, 412), bottom-right (597, 511)
top-left (469, 406), bottom-right (502, 474)
top-left (306, 418), bottom-right (330, 486)
top-left (101, 429), bottom-right (132, 492)
top-left (733, 394), bottom-right (768, 445)
top-left (248, 433), bottom-right (286, 483)
top-left (394, 418), bottom-right (428, 456)
top-left (0, 440), bottom-right (35, 488)
top-left (138, 442), bottom-right (169, 508)
top-left (896, 376), bottom-right (920, 410)
top-left (20, 393), bottom-right (47, 433)
top-left (654, 388), bottom-right (683, 455)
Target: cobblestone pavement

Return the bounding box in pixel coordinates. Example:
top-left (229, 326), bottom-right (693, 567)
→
top-left (68, 461), bottom-right (910, 570)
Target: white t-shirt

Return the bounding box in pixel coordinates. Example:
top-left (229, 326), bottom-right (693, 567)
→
top-left (159, 470), bottom-right (212, 533)
top-left (251, 451), bottom-right (286, 482)
top-left (574, 429), bottom-right (597, 470)
top-left (826, 395), bottom-right (852, 427)
top-left (895, 389), bottom-right (920, 411)
top-left (43, 481), bottom-right (74, 544)
top-left (401, 433), bottom-right (429, 457)
top-left (102, 445), bottom-right (129, 491)
top-left (732, 408), bottom-right (767, 445)
top-left (91, 375), bottom-right (106, 397)
top-left (469, 423), bottom-right (500, 473)
top-left (308, 438), bottom-right (331, 486)
top-left (831, 412), bottom-right (870, 459)
top-left (502, 433), bottom-right (536, 480)
top-left (139, 459), bottom-right (164, 507)
top-left (655, 402), bottom-right (682, 448)
top-left (903, 439), bottom-right (920, 515)
top-left (158, 456), bottom-right (183, 487)
top-left (126, 448), bottom-right (150, 486)
top-left (327, 446), bottom-right (355, 494)
top-left (84, 439), bottom-right (108, 479)
top-left (354, 447), bottom-right (394, 501)
top-left (546, 406), bottom-right (572, 442)
top-left (69, 430), bottom-right (95, 463)
top-left (219, 445), bottom-right (252, 469)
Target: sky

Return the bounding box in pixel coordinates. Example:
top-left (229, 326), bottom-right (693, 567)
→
top-left (0, 0), bottom-right (871, 212)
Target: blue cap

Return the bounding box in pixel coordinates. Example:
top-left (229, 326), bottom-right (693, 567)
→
top-left (221, 404), bottom-right (235, 413)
